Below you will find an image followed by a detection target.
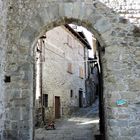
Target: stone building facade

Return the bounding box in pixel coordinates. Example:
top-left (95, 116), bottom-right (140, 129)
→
top-left (35, 25), bottom-right (90, 120)
top-left (0, 0), bottom-right (140, 140)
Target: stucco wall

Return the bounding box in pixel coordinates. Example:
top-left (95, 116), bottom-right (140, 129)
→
top-left (41, 26), bottom-right (86, 118)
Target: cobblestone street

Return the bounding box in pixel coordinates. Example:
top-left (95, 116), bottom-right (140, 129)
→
top-left (35, 99), bottom-right (99, 140)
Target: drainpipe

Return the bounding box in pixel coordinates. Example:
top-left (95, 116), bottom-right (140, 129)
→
top-left (84, 46), bottom-right (87, 79)
top-left (39, 35), bottom-right (46, 123)
top-left (84, 46), bottom-right (87, 107)
top-left (33, 42), bottom-right (36, 140)
top-left (39, 39), bottom-right (44, 123)
top-left (84, 46), bottom-right (88, 106)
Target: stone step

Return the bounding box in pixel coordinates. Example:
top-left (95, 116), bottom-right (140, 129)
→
top-left (35, 135), bottom-right (94, 140)
top-left (36, 128), bottom-right (93, 134)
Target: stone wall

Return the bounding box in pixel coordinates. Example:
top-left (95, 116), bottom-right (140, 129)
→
top-left (0, 0), bottom-right (139, 140)
top-left (0, 1), bottom-right (8, 140)
top-left (99, 0), bottom-right (140, 26)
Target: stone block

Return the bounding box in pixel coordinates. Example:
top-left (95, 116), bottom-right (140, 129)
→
top-left (64, 3), bottom-right (73, 18)
top-left (133, 26), bottom-right (140, 37)
top-left (3, 130), bottom-right (19, 140)
top-left (117, 113), bottom-right (130, 119)
top-left (13, 98), bottom-right (27, 107)
top-left (129, 79), bottom-right (140, 91)
top-left (20, 25), bottom-right (39, 46)
top-left (94, 18), bottom-right (111, 33)
top-left (38, 7), bottom-right (50, 25)
top-left (11, 121), bottom-right (18, 130)
top-left (120, 127), bottom-right (136, 137)
top-left (120, 91), bottom-right (137, 101)
top-left (108, 126), bottom-right (120, 137)
top-left (18, 46), bottom-right (30, 55)
top-left (135, 127), bottom-right (140, 137)
top-left (19, 131), bottom-right (30, 140)
top-left (29, 14), bottom-right (44, 32)
top-left (72, 2), bottom-right (81, 19)
top-left (134, 137), bottom-right (140, 140)
top-left (82, 5), bottom-right (95, 21)
top-left (47, 4), bottom-right (59, 22)
top-left (18, 120), bottom-right (30, 130)
top-left (22, 107), bottom-right (30, 120)
top-left (58, 3), bottom-right (65, 18)
top-left (118, 136), bottom-right (132, 140)
top-left (109, 119), bottom-right (129, 127)
top-left (130, 121), bottom-right (140, 127)
top-left (4, 120), bottom-right (11, 130)
top-left (9, 108), bottom-right (20, 120)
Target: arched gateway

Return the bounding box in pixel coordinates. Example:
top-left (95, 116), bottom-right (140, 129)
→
top-left (0, 0), bottom-right (140, 140)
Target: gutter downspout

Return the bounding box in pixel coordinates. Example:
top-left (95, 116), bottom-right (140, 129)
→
top-left (39, 39), bottom-right (44, 123)
top-left (84, 46), bottom-right (87, 107)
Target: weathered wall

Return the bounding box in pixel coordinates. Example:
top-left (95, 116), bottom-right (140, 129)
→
top-left (39, 26), bottom-right (86, 118)
top-left (100, 0), bottom-right (140, 26)
top-left (0, 0), bottom-right (140, 140)
top-left (0, 1), bottom-right (8, 140)
top-left (98, 1), bottom-right (140, 139)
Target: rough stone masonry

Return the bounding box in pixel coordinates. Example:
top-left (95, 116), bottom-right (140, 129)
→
top-left (0, 0), bottom-right (140, 140)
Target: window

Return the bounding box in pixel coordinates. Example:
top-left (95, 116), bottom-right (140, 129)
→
top-left (43, 94), bottom-right (48, 107)
top-left (4, 75), bottom-right (11, 83)
top-left (70, 90), bottom-right (73, 98)
top-left (79, 67), bottom-right (84, 79)
top-left (67, 63), bottom-right (73, 74)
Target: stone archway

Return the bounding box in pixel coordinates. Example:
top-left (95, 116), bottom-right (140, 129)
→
top-left (0, 1), bottom-right (139, 140)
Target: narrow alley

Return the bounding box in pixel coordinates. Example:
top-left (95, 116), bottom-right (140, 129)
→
top-left (35, 99), bottom-right (99, 140)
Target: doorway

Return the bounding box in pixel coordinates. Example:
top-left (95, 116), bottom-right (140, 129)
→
top-left (55, 96), bottom-right (61, 119)
top-left (79, 90), bottom-right (83, 108)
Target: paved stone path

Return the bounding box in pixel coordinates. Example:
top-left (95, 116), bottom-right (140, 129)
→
top-left (35, 99), bottom-right (99, 140)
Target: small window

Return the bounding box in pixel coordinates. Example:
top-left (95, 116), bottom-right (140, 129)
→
top-left (43, 94), bottom-right (48, 108)
top-left (70, 90), bottom-right (73, 98)
top-left (4, 75), bottom-right (11, 83)
top-left (67, 63), bottom-right (73, 74)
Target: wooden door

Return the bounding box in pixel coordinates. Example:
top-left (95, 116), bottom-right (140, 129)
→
top-left (55, 96), bottom-right (60, 119)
